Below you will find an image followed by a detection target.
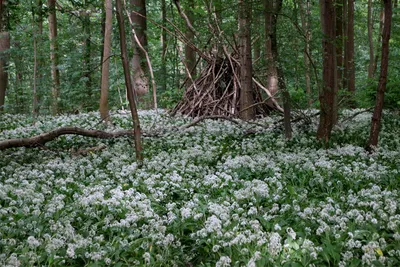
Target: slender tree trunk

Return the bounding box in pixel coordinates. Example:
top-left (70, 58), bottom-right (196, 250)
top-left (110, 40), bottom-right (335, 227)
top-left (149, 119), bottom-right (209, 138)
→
top-left (367, 0), bottom-right (392, 151)
top-left (0, 0), bottom-right (9, 112)
top-left (239, 0), bottom-right (255, 120)
top-left (184, 1), bottom-right (196, 77)
top-left (299, 0), bottom-right (312, 106)
top-left (83, 0), bottom-right (92, 99)
top-left (264, 0), bottom-right (278, 104)
top-left (161, 0), bottom-right (167, 92)
top-left (0, 32), bottom-right (9, 112)
top-left (367, 0), bottom-right (375, 78)
top-left (100, 0), bottom-right (112, 122)
top-left (116, 0), bottom-right (143, 163)
top-left (336, 0), bottom-right (343, 91)
top-left (317, 0), bottom-right (337, 142)
top-left (342, 0), bottom-right (348, 90)
top-left (373, 7), bottom-right (384, 75)
top-left (32, 0), bottom-right (43, 115)
top-left (130, 0), bottom-right (149, 97)
top-left (346, 0), bottom-right (355, 96)
top-left (48, 0), bottom-right (60, 115)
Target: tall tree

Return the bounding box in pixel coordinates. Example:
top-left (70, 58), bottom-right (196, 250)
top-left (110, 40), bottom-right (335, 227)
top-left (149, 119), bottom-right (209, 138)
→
top-left (130, 0), bottom-right (149, 96)
top-left (335, 0), bottom-right (344, 91)
top-left (100, 0), bottom-right (112, 122)
top-left (367, 0), bottom-right (392, 151)
top-left (160, 0), bottom-right (167, 92)
top-left (317, 0), bottom-right (337, 142)
top-left (32, 0), bottom-right (44, 115)
top-left (0, 0), bottom-right (9, 112)
top-left (345, 0), bottom-right (355, 96)
top-left (48, 0), bottom-right (60, 115)
top-left (367, 0), bottom-right (375, 78)
top-left (239, 0), bottom-right (255, 120)
top-left (116, 0), bottom-right (143, 163)
top-left (184, 1), bottom-right (196, 77)
top-left (299, 0), bottom-right (312, 106)
top-left (83, 0), bottom-right (92, 99)
top-left (264, 0), bottom-right (278, 105)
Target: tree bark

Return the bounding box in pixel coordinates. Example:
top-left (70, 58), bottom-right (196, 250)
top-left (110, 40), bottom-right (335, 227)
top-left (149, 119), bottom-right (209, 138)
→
top-left (83, 0), bottom-right (92, 99)
top-left (317, 0), bottom-right (337, 142)
top-left (130, 0), bottom-right (149, 96)
top-left (116, 0), bottom-right (143, 163)
top-left (367, 0), bottom-right (375, 78)
top-left (299, 0), bottom-right (312, 106)
top-left (335, 0), bottom-right (344, 91)
top-left (239, 0), bottom-right (255, 120)
top-left (161, 0), bottom-right (167, 92)
top-left (32, 0), bottom-right (44, 115)
top-left (100, 0), bottom-right (112, 122)
top-left (264, 0), bottom-right (278, 106)
top-left (48, 0), bottom-right (60, 115)
top-left (0, 0), bottom-right (9, 112)
top-left (346, 0), bottom-right (355, 96)
top-left (367, 0), bottom-right (392, 151)
top-left (184, 1), bottom-right (196, 77)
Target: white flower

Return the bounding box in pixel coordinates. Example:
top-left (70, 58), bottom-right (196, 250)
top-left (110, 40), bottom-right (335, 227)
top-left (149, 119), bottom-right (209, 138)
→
top-left (268, 232), bottom-right (282, 256)
top-left (286, 227), bottom-right (296, 240)
top-left (27, 236), bottom-right (40, 248)
top-left (216, 256), bottom-right (231, 267)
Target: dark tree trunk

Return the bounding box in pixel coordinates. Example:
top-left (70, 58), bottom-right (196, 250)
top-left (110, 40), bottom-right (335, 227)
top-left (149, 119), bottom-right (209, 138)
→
top-left (32, 0), bottom-right (44, 115)
top-left (335, 0), bottom-right (343, 91)
top-left (161, 0), bottom-right (167, 92)
top-left (184, 1), bottom-right (196, 77)
top-left (48, 0), bottom-right (60, 115)
top-left (367, 0), bottom-right (392, 151)
top-left (317, 0), bottom-right (337, 142)
top-left (0, 0), bottom-right (9, 112)
top-left (116, 0), bottom-right (143, 163)
top-left (239, 0), bottom-right (255, 120)
top-left (264, 0), bottom-right (278, 105)
top-left (83, 0), bottom-right (92, 99)
top-left (346, 0), bottom-right (355, 96)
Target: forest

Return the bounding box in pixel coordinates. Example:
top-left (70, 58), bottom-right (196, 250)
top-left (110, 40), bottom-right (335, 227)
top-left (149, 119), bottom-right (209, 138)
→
top-left (0, 0), bottom-right (399, 266)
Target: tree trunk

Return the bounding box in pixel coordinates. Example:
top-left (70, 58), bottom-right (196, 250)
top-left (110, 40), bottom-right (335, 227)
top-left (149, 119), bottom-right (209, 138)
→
top-left (0, 0), bottom-right (9, 112)
top-left (239, 0), bottom-right (255, 120)
top-left (317, 0), bottom-right (337, 142)
top-left (32, 0), bottom-right (44, 115)
top-left (367, 0), bottom-right (392, 151)
top-left (116, 0), bottom-right (143, 163)
top-left (299, 0), bottom-right (312, 106)
top-left (346, 0), bottom-right (355, 96)
top-left (83, 0), bottom-right (92, 99)
top-left (335, 0), bottom-right (343, 91)
top-left (367, 0), bottom-right (375, 78)
top-left (264, 0), bottom-right (278, 106)
top-left (184, 1), bottom-right (196, 77)
top-left (130, 0), bottom-right (149, 96)
top-left (48, 0), bottom-right (60, 115)
top-left (0, 32), bottom-right (9, 112)
top-left (161, 0), bottom-right (167, 92)
top-left (100, 0), bottom-right (112, 122)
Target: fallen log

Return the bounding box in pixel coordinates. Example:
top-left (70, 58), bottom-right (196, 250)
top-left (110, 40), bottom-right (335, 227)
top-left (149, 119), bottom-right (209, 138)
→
top-left (0, 127), bottom-right (135, 150)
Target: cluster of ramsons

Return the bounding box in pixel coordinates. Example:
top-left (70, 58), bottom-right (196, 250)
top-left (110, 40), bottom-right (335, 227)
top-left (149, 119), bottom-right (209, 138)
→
top-left (0, 109), bottom-right (399, 266)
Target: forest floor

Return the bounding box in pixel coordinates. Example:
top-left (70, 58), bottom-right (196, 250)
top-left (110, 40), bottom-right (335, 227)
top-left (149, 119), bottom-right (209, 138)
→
top-left (0, 109), bottom-right (399, 266)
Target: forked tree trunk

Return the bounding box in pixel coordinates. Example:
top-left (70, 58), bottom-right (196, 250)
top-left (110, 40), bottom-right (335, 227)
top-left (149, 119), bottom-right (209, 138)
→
top-left (100, 0), bottom-right (112, 122)
top-left (130, 0), bottom-right (149, 97)
top-left (116, 0), bottom-right (143, 163)
top-left (238, 0), bottom-right (255, 120)
top-left (367, 0), bottom-right (375, 78)
top-left (48, 0), bottom-right (60, 115)
top-left (367, 0), bottom-right (392, 151)
top-left (317, 0), bottom-right (337, 142)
